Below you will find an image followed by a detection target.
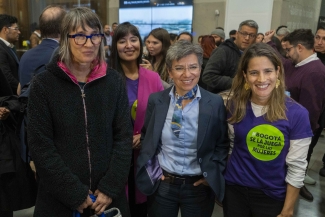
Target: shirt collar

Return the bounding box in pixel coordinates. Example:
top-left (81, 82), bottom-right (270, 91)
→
top-left (34, 31), bottom-right (41, 38)
top-left (0, 37), bottom-right (14, 48)
top-left (169, 85), bottom-right (201, 102)
top-left (295, 53), bottom-right (319, 67)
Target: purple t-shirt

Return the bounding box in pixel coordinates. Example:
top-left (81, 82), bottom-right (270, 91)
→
top-left (224, 98), bottom-right (313, 200)
top-left (126, 77), bottom-right (139, 123)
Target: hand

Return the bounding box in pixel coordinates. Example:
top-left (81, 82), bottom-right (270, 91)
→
top-left (161, 175), bottom-right (165, 180)
top-left (277, 211), bottom-right (293, 217)
top-left (77, 194), bottom-right (93, 213)
top-left (132, 134), bottom-right (141, 149)
top-left (0, 107), bottom-right (10, 120)
top-left (263, 30), bottom-right (275, 43)
top-left (140, 59), bottom-right (153, 70)
top-left (193, 178), bottom-right (209, 187)
top-left (92, 190), bottom-right (112, 215)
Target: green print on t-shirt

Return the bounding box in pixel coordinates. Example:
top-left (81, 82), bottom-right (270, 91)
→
top-left (246, 124), bottom-right (285, 161)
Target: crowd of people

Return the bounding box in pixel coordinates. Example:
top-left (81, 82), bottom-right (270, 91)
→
top-left (0, 5), bottom-right (324, 217)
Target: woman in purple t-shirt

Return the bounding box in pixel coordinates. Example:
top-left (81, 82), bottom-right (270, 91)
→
top-left (110, 22), bottom-right (164, 217)
top-left (223, 43), bottom-right (312, 217)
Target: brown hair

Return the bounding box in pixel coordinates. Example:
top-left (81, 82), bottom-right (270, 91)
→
top-left (227, 43), bottom-right (287, 123)
top-left (200, 35), bottom-right (216, 58)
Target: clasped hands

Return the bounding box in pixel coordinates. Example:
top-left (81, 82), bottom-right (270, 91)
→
top-left (0, 107), bottom-right (10, 120)
top-left (77, 190), bottom-right (112, 215)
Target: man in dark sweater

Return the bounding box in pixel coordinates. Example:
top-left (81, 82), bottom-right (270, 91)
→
top-left (314, 25), bottom-right (325, 178)
top-left (202, 20), bottom-right (258, 93)
top-left (279, 29), bottom-right (325, 202)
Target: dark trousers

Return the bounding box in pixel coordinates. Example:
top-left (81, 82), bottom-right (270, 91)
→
top-left (307, 127), bottom-right (323, 165)
top-left (147, 181), bottom-right (215, 217)
top-left (0, 211), bottom-right (13, 217)
top-left (223, 185), bottom-right (284, 217)
top-left (128, 154), bottom-right (147, 217)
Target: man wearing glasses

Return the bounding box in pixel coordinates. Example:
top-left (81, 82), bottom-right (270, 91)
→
top-left (202, 20), bottom-right (258, 93)
top-left (0, 14), bottom-right (20, 94)
top-left (265, 28), bottom-right (325, 202)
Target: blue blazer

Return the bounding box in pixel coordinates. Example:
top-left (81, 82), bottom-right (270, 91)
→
top-left (19, 39), bottom-right (59, 88)
top-left (136, 86), bottom-right (229, 202)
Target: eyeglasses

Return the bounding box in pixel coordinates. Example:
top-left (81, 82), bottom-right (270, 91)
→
top-left (285, 46), bottom-right (295, 53)
top-left (238, 31), bottom-right (256, 39)
top-left (172, 65), bottom-right (200, 73)
top-left (67, 33), bottom-right (104, 45)
top-left (8, 26), bottom-right (19, 31)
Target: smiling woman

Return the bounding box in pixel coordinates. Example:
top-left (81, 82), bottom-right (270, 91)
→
top-left (223, 43), bottom-right (313, 217)
top-left (110, 22), bottom-right (164, 217)
top-left (28, 7), bottom-right (133, 217)
top-left (136, 40), bottom-right (229, 217)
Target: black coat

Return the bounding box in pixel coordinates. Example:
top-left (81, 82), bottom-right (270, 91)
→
top-left (0, 68), bottom-right (37, 211)
top-left (0, 40), bottom-right (19, 93)
top-left (28, 57), bottom-right (133, 217)
top-left (202, 39), bottom-right (241, 93)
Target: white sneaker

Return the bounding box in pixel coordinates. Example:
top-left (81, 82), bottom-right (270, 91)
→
top-left (304, 174), bottom-right (316, 185)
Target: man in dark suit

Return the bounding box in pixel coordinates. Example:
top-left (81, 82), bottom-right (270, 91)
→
top-left (0, 14), bottom-right (20, 94)
top-left (19, 5), bottom-right (66, 89)
top-left (136, 40), bottom-right (229, 217)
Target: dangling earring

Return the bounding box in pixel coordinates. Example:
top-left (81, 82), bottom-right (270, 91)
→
top-left (244, 82), bottom-right (250, 90)
top-left (275, 79), bottom-right (280, 89)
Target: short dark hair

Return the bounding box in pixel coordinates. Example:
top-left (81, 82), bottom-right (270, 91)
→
top-left (229, 30), bottom-right (237, 35)
top-left (169, 33), bottom-right (177, 41)
top-left (177, 32), bottom-right (193, 43)
top-left (317, 25), bottom-right (325, 32)
top-left (0, 14), bottom-right (18, 31)
top-left (216, 27), bottom-right (224, 31)
top-left (112, 22), bottom-right (118, 26)
top-left (282, 29), bottom-right (314, 50)
top-left (39, 5), bottom-right (66, 38)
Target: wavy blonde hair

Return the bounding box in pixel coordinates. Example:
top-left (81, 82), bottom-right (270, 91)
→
top-left (227, 43), bottom-right (287, 124)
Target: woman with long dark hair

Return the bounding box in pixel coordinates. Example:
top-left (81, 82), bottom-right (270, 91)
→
top-left (110, 22), bottom-right (164, 217)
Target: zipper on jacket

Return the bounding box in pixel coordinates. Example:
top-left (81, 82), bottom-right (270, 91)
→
top-left (80, 86), bottom-right (92, 189)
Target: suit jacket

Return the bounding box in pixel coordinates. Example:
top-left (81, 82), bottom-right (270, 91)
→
top-left (0, 40), bottom-right (19, 93)
top-left (132, 66), bottom-right (164, 204)
top-left (19, 39), bottom-right (59, 88)
top-left (136, 86), bottom-right (229, 202)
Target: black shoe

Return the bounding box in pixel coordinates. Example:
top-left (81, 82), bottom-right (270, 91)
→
top-left (320, 166), bottom-right (325, 177)
top-left (299, 186), bottom-right (314, 201)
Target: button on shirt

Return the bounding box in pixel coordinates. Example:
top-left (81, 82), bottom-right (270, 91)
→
top-left (158, 86), bottom-right (202, 176)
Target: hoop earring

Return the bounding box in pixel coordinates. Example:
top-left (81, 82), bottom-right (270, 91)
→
top-left (275, 79), bottom-right (280, 89)
top-left (244, 83), bottom-right (250, 90)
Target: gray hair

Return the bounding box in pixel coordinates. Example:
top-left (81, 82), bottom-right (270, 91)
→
top-left (59, 7), bottom-right (105, 66)
top-left (166, 40), bottom-right (203, 69)
top-left (238, 20), bottom-right (259, 32)
top-left (276, 27), bottom-right (290, 37)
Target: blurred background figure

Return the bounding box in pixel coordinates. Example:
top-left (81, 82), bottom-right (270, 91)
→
top-left (29, 25), bottom-right (41, 48)
top-left (197, 35), bottom-right (203, 44)
top-left (199, 35), bottom-right (215, 89)
top-left (142, 28), bottom-right (171, 85)
top-left (177, 31), bottom-right (193, 43)
top-left (110, 22), bottom-right (164, 217)
top-left (211, 29), bottom-right (225, 46)
top-left (255, 32), bottom-right (264, 43)
top-left (169, 33), bottom-right (177, 45)
top-left (229, 29), bottom-right (237, 40)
